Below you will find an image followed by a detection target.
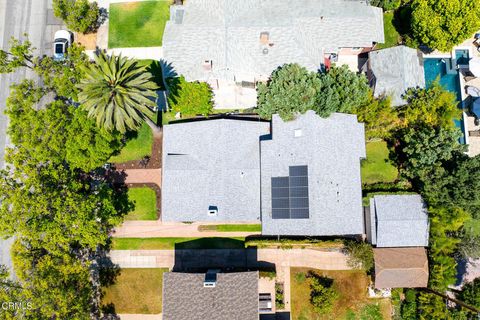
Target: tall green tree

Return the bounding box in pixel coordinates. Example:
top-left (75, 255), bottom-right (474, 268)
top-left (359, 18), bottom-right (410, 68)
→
top-left (354, 94), bottom-right (399, 139)
top-left (167, 76), bottom-right (213, 117)
top-left (399, 81), bottom-right (461, 129)
top-left (316, 64), bottom-right (370, 117)
top-left (77, 52), bottom-right (159, 133)
top-left (411, 0), bottom-right (480, 52)
top-left (53, 0), bottom-right (100, 34)
top-left (257, 63), bottom-right (322, 121)
top-left (459, 278), bottom-right (480, 309)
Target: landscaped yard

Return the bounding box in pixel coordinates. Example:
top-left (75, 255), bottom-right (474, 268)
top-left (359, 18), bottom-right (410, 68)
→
top-left (198, 224), bottom-right (262, 232)
top-left (290, 268), bottom-right (391, 320)
top-left (110, 123), bottom-right (153, 163)
top-left (126, 187), bottom-right (157, 220)
top-left (112, 237), bottom-right (246, 250)
top-left (102, 268), bottom-right (167, 314)
top-left (138, 59), bottom-right (165, 91)
top-left (361, 140), bottom-right (398, 185)
top-left (377, 12), bottom-right (402, 49)
top-left (108, 1), bottom-right (170, 48)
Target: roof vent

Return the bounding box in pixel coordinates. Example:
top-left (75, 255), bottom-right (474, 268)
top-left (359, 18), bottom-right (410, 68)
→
top-left (262, 48), bottom-right (269, 55)
top-left (260, 32), bottom-right (269, 45)
top-left (203, 60), bottom-right (212, 71)
top-left (204, 270), bottom-right (219, 287)
top-left (174, 9), bottom-right (184, 24)
top-left (208, 206), bottom-right (218, 216)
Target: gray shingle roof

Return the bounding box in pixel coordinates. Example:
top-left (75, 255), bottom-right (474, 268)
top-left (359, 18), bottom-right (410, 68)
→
top-left (163, 0), bottom-right (384, 81)
top-left (368, 46), bottom-right (425, 106)
top-left (370, 194), bottom-right (430, 247)
top-left (162, 272), bottom-right (259, 320)
top-left (261, 111), bottom-right (366, 236)
top-left (161, 118), bottom-right (270, 222)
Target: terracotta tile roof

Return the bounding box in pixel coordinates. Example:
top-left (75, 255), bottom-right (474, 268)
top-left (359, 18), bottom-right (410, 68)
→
top-left (374, 247), bottom-right (429, 289)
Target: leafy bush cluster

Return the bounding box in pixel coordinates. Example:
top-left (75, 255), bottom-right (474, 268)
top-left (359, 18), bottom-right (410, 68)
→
top-left (275, 282), bottom-right (285, 310)
top-left (167, 76), bottom-right (213, 117)
top-left (308, 272), bottom-right (339, 314)
top-left (53, 0), bottom-right (100, 34)
top-left (343, 240), bottom-right (374, 272)
top-left (370, 0), bottom-right (401, 11)
top-left (257, 63), bottom-right (370, 121)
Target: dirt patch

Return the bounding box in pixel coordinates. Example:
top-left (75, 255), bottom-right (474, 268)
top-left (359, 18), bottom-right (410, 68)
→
top-left (120, 2), bottom-right (140, 11)
top-left (75, 32), bottom-right (97, 50)
top-left (114, 132), bottom-right (162, 170)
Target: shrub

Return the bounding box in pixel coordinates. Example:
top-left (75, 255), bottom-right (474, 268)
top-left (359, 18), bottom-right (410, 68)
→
top-left (401, 289), bottom-right (418, 320)
top-left (294, 272), bottom-right (306, 284)
top-left (167, 76), bottom-right (213, 117)
top-left (308, 272), bottom-right (339, 314)
top-left (259, 270), bottom-right (276, 280)
top-left (53, 0), bottom-right (100, 34)
top-left (370, 0), bottom-right (401, 11)
top-left (343, 240), bottom-right (374, 272)
top-left (275, 283), bottom-right (285, 310)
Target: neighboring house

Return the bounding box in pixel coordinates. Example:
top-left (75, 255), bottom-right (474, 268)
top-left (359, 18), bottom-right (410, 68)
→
top-left (367, 194), bottom-right (430, 289)
top-left (162, 111), bottom-right (367, 237)
top-left (261, 111), bottom-right (366, 236)
top-left (163, 0), bottom-right (384, 108)
top-left (162, 271), bottom-right (260, 320)
top-left (367, 46), bottom-right (426, 106)
top-left (374, 247), bottom-right (429, 289)
top-left (367, 194), bottom-right (430, 247)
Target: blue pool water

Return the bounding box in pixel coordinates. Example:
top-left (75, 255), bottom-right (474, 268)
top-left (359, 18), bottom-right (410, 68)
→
top-left (423, 58), bottom-right (465, 144)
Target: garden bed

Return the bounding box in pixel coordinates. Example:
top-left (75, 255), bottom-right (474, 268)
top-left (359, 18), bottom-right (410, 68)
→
top-left (102, 268), bottom-right (168, 314)
top-left (108, 1), bottom-right (170, 48)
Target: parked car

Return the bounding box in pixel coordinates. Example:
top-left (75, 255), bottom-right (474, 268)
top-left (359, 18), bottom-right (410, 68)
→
top-left (53, 30), bottom-right (72, 61)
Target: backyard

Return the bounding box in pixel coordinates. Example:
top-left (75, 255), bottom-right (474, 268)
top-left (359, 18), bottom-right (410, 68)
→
top-left (377, 12), bottom-right (401, 49)
top-left (110, 123), bottom-right (153, 163)
top-left (361, 140), bottom-right (398, 185)
top-left (108, 1), bottom-right (171, 48)
top-left (126, 187), bottom-right (157, 220)
top-left (290, 268), bottom-right (391, 320)
top-left (102, 268), bottom-right (168, 314)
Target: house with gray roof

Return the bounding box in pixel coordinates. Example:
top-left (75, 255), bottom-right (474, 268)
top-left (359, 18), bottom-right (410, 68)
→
top-left (163, 0), bottom-right (384, 108)
top-left (260, 111), bottom-right (366, 236)
top-left (367, 194), bottom-right (430, 248)
top-left (161, 117), bottom-right (270, 222)
top-left (162, 271), bottom-right (259, 320)
top-left (367, 46), bottom-right (425, 106)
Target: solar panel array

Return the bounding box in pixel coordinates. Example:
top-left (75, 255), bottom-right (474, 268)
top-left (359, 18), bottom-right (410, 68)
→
top-left (271, 165), bottom-right (309, 219)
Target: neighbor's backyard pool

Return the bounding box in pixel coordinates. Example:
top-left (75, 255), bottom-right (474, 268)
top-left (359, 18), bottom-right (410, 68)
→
top-left (423, 58), bottom-right (466, 144)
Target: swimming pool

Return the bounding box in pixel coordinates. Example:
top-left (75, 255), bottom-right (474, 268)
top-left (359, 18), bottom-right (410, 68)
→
top-left (423, 58), bottom-right (465, 144)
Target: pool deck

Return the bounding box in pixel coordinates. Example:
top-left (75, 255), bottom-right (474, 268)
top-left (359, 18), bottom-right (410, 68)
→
top-left (466, 114), bottom-right (480, 157)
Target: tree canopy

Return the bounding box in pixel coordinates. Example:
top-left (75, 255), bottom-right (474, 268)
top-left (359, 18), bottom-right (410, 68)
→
top-left (354, 94), bottom-right (399, 140)
top-left (53, 0), bottom-right (100, 34)
top-left (410, 0), bottom-right (480, 52)
top-left (167, 76), bottom-right (214, 117)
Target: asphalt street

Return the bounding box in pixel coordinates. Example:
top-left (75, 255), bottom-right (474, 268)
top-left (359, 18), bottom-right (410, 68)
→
top-left (0, 0), bottom-right (63, 274)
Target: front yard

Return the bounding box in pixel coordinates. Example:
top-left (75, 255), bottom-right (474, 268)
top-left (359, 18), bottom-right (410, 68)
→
top-left (126, 187), bottom-right (157, 220)
top-left (110, 123), bottom-right (153, 163)
top-left (361, 140), bottom-right (398, 185)
top-left (108, 1), bottom-right (171, 48)
top-left (290, 268), bottom-right (391, 320)
top-left (102, 268), bottom-right (168, 314)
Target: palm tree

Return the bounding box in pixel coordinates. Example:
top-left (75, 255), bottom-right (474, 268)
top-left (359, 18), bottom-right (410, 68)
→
top-left (77, 52), bottom-right (159, 133)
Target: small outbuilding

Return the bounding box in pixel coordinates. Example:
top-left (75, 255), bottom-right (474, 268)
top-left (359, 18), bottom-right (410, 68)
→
top-left (374, 247), bottom-right (429, 289)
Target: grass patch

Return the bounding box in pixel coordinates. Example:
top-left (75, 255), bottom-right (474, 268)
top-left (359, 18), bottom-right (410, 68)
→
top-left (245, 238), bottom-right (343, 249)
top-left (377, 12), bottom-right (402, 49)
top-left (126, 187), bottom-right (157, 220)
top-left (361, 140), bottom-right (398, 185)
top-left (464, 219), bottom-right (480, 237)
top-left (198, 224), bottom-right (261, 232)
top-left (110, 123), bottom-right (153, 163)
top-left (102, 268), bottom-right (167, 314)
top-left (291, 268), bottom-right (390, 320)
top-left (112, 237), bottom-right (246, 250)
top-left (108, 1), bottom-right (170, 48)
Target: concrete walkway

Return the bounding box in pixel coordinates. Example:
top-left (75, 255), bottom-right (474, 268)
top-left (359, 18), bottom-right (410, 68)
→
top-left (113, 221), bottom-right (261, 238)
top-left (123, 168), bottom-right (162, 186)
top-left (118, 314), bottom-right (161, 320)
top-left (109, 248), bottom-right (350, 270)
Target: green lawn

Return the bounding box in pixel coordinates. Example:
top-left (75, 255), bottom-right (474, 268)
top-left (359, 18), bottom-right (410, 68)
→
top-left (126, 187), bottom-right (157, 220)
top-left (377, 12), bottom-right (402, 49)
top-left (108, 1), bottom-right (170, 48)
top-left (112, 237), bottom-right (246, 250)
top-left (110, 123), bottom-right (153, 163)
top-left (102, 268), bottom-right (167, 314)
top-left (361, 140), bottom-right (398, 185)
top-left (198, 224), bottom-right (262, 232)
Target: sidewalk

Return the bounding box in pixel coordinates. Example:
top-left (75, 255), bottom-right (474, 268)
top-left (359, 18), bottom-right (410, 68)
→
top-left (123, 168), bottom-right (162, 186)
top-left (113, 221), bottom-right (261, 238)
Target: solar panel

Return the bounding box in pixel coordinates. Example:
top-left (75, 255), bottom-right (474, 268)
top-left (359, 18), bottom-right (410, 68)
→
top-left (271, 165), bottom-right (309, 219)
